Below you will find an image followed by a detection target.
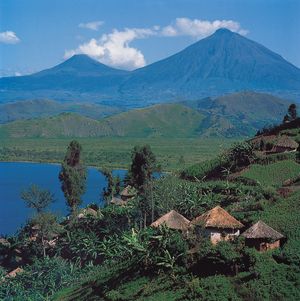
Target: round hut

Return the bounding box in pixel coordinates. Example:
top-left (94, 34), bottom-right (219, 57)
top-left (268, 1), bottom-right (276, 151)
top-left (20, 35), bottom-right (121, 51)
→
top-left (191, 206), bottom-right (244, 245)
top-left (151, 210), bottom-right (190, 232)
top-left (120, 185), bottom-right (137, 202)
top-left (241, 220), bottom-right (284, 251)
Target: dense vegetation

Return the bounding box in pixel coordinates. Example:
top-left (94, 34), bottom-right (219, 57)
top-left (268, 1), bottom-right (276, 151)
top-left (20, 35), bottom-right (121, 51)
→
top-left (1, 109), bottom-right (300, 300)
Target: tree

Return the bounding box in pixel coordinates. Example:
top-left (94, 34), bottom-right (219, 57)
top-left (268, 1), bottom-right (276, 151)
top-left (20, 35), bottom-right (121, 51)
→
top-left (129, 145), bottom-right (157, 227)
top-left (21, 184), bottom-right (54, 214)
top-left (101, 168), bottom-right (114, 204)
top-left (227, 142), bottom-right (255, 169)
top-left (282, 114), bottom-right (290, 124)
top-left (129, 145), bottom-right (157, 192)
top-left (31, 212), bottom-right (61, 258)
top-left (288, 103), bottom-right (297, 120)
top-left (59, 140), bottom-right (87, 214)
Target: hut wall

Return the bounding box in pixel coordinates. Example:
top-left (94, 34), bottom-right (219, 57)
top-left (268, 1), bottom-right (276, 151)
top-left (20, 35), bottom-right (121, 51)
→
top-left (245, 238), bottom-right (280, 251)
top-left (196, 227), bottom-right (240, 245)
top-left (272, 146), bottom-right (295, 153)
top-left (260, 240), bottom-right (280, 251)
top-left (121, 195), bottom-right (134, 201)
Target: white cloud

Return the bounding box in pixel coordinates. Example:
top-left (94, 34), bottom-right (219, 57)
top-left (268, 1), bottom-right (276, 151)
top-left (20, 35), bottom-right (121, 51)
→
top-left (65, 27), bottom-right (156, 70)
top-left (78, 21), bottom-right (104, 31)
top-left (0, 31), bottom-right (20, 44)
top-left (161, 18), bottom-right (248, 38)
top-left (66, 18), bottom-right (248, 70)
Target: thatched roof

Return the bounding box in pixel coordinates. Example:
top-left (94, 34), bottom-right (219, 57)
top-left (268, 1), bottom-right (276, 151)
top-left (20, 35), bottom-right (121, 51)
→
top-left (0, 238), bottom-right (10, 247)
top-left (77, 208), bottom-right (98, 219)
top-left (151, 210), bottom-right (190, 231)
top-left (274, 135), bottom-right (298, 149)
top-left (191, 206), bottom-right (244, 229)
top-left (7, 267), bottom-right (23, 278)
top-left (110, 197), bottom-right (128, 206)
top-left (120, 185), bottom-right (137, 197)
top-left (242, 220), bottom-right (284, 240)
top-left (250, 135), bottom-right (277, 145)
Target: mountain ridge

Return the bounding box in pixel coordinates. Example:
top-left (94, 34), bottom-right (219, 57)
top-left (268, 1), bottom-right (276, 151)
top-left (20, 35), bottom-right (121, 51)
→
top-left (1, 29), bottom-right (300, 105)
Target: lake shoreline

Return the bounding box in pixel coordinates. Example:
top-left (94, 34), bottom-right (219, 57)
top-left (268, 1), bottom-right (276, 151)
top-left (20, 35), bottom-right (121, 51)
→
top-left (0, 162), bottom-right (129, 235)
top-left (0, 160), bottom-right (129, 171)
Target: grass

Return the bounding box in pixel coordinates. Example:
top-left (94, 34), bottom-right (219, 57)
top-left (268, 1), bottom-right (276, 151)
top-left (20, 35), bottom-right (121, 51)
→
top-left (0, 137), bottom-right (238, 171)
top-left (241, 160), bottom-right (300, 187)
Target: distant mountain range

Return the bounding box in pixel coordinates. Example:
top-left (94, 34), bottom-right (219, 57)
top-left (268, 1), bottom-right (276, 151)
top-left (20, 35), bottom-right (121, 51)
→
top-left (0, 92), bottom-right (290, 138)
top-left (1, 28), bottom-right (300, 106)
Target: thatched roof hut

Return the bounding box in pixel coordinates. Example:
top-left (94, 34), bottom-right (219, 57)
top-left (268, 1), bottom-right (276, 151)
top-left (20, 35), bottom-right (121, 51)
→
top-left (77, 207), bottom-right (98, 219)
top-left (110, 196), bottom-right (128, 206)
top-left (0, 238), bottom-right (10, 247)
top-left (191, 206), bottom-right (244, 229)
top-left (250, 135), bottom-right (277, 146)
top-left (242, 221), bottom-right (284, 240)
top-left (151, 210), bottom-right (190, 231)
top-left (120, 185), bottom-right (137, 198)
top-left (273, 135), bottom-right (298, 150)
top-left (7, 267), bottom-right (23, 278)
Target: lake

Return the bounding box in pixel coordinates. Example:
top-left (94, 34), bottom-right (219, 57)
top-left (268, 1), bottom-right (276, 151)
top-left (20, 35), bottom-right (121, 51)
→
top-left (0, 162), bottom-right (127, 236)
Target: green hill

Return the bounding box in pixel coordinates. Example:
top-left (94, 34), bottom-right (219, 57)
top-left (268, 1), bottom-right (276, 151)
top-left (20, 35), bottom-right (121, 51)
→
top-left (184, 91), bottom-right (290, 137)
top-left (0, 99), bottom-right (122, 124)
top-left (0, 104), bottom-right (205, 138)
top-left (0, 92), bottom-right (292, 138)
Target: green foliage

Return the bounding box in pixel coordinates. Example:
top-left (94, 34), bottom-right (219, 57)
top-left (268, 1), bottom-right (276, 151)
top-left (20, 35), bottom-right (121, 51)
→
top-left (288, 103), bottom-right (297, 121)
top-left (226, 141), bottom-right (255, 168)
top-left (21, 184), bottom-right (54, 214)
top-left (0, 257), bottom-right (82, 301)
top-left (180, 156), bottom-right (227, 180)
top-left (129, 144), bottom-right (157, 190)
top-left (149, 175), bottom-right (274, 223)
top-left (31, 212), bottom-right (61, 257)
top-left (60, 229), bottom-right (102, 266)
top-left (242, 160), bottom-right (300, 187)
top-left (186, 275), bottom-right (241, 301)
top-left (59, 140), bottom-right (87, 213)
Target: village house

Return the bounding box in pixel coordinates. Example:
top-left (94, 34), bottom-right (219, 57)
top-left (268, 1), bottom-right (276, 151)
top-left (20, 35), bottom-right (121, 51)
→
top-left (120, 185), bottom-right (137, 202)
top-left (250, 134), bottom-right (298, 154)
top-left (241, 220), bottom-right (284, 251)
top-left (110, 196), bottom-right (128, 206)
top-left (77, 207), bottom-right (99, 219)
top-left (190, 206), bottom-right (244, 245)
top-left (269, 135), bottom-right (299, 153)
top-left (151, 210), bottom-right (190, 232)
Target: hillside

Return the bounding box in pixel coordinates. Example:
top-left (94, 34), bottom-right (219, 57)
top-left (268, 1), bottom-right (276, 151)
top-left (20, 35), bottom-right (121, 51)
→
top-left (0, 104), bottom-right (205, 138)
top-left (185, 91), bottom-right (290, 137)
top-left (2, 112), bottom-right (300, 301)
top-left (0, 92), bottom-right (291, 138)
top-left (0, 99), bottom-right (122, 124)
top-left (1, 29), bottom-right (300, 105)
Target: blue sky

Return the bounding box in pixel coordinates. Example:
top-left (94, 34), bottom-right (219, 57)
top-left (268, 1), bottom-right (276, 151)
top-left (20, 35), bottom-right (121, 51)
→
top-left (0, 0), bottom-right (299, 76)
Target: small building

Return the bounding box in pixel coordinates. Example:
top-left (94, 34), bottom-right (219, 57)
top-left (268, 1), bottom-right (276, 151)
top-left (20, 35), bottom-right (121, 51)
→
top-left (191, 206), bottom-right (244, 245)
top-left (77, 207), bottom-right (99, 219)
top-left (7, 267), bottom-right (24, 278)
top-left (120, 185), bottom-right (137, 201)
top-left (110, 196), bottom-right (128, 206)
top-left (151, 210), bottom-right (190, 232)
top-left (241, 220), bottom-right (284, 251)
top-left (270, 135), bottom-right (299, 153)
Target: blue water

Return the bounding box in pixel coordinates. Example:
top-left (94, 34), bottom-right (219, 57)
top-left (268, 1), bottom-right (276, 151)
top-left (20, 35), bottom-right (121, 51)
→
top-left (0, 162), bottom-right (127, 236)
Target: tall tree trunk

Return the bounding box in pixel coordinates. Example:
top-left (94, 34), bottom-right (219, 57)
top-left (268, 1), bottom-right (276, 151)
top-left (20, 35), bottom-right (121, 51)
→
top-left (42, 235), bottom-right (46, 258)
